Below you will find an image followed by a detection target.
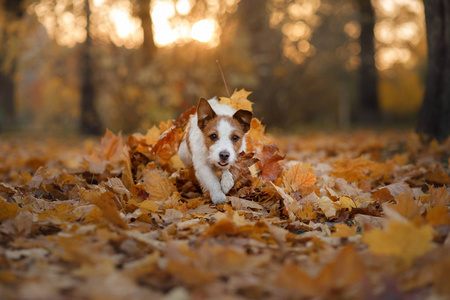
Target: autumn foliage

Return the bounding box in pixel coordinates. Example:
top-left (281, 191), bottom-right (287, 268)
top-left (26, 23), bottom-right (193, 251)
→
top-left (1, 91), bottom-right (450, 299)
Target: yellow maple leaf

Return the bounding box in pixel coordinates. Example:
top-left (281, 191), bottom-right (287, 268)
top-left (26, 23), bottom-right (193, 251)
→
top-left (339, 196), bottom-right (359, 211)
top-left (362, 221), bottom-right (434, 265)
top-left (220, 89), bottom-right (253, 112)
top-left (138, 200), bottom-right (160, 213)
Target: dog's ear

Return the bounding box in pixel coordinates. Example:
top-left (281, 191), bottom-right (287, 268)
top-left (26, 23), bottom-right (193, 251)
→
top-left (197, 98), bottom-right (216, 130)
top-left (233, 109), bottom-right (253, 133)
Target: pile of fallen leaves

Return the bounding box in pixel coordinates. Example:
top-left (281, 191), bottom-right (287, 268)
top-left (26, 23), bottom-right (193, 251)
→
top-left (1, 90), bottom-right (449, 300)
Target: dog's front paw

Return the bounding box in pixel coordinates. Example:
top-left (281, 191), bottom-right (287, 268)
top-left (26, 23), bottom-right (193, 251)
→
top-left (210, 191), bottom-right (227, 205)
top-left (221, 170), bottom-right (234, 194)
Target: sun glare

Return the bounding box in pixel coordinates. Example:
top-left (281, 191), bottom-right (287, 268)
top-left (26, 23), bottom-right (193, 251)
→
top-left (110, 9), bottom-right (137, 39)
top-left (191, 19), bottom-right (216, 42)
top-left (176, 0), bottom-right (192, 15)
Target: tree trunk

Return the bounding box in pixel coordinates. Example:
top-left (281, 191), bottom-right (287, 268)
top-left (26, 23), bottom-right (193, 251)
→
top-left (80, 0), bottom-right (103, 135)
top-left (237, 0), bottom-right (284, 126)
top-left (358, 0), bottom-right (379, 123)
top-left (417, 0), bottom-right (450, 141)
top-left (137, 0), bottom-right (156, 61)
top-left (0, 0), bottom-right (24, 132)
top-left (0, 61), bottom-right (16, 131)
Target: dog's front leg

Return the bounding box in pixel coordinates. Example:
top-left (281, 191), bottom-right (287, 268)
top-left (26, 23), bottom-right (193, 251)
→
top-left (195, 166), bottom-right (227, 205)
top-left (221, 170), bottom-right (234, 194)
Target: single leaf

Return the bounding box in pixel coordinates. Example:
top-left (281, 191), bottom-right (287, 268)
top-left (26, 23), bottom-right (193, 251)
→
top-left (362, 221), bottom-right (434, 265)
top-left (256, 144), bottom-right (284, 182)
top-left (219, 89), bottom-right (253, 112)
top-left (317, 196), bottom-right (336, 218)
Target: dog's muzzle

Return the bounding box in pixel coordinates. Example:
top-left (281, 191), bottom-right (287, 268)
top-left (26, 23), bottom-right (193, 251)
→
top-left (218, 151), bottom-right (230, 166)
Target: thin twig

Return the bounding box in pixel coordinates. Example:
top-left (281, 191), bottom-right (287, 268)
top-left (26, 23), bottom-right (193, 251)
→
top-left (216, 60), bottom-right (230, 98)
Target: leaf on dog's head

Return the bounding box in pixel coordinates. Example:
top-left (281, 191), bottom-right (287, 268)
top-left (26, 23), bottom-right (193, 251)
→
top-left (220, 89), bottom-right (253, 112)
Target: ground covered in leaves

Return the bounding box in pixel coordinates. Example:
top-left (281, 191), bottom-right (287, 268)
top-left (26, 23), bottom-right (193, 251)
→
top-left (1, 95), bottom-right (450, 300)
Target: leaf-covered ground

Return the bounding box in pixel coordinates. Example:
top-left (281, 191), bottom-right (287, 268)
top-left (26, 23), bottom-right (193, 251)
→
top-left (1, 96), bottom-right (450, 299)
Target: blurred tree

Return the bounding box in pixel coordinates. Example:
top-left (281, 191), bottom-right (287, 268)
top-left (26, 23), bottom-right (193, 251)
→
top-left (80, 0), bottom-right (103, 135)
top-left (134, 0), bottom-right (156, 61)
top-left (358, 0), bottom-right (379, 123)
top-left (237, 0), bottom-right (283, 126)
top-left (417, 0), bottom-right (450, 140)
top-left (0, 0), bottom-right (25, 131)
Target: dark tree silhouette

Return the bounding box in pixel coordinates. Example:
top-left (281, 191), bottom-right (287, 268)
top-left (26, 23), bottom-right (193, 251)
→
top-left (237, 0), bottom-right (283, 127)
top-left (0, 0), bottom-right (24, 131)
top-left (136, 0), bottom-right (156, 61)
top-left (417, 0), bottom-right (450, 141)
top-left (358, 0), bottom-right (379, 123)
top-left (80, 0), bottom-right (103, 135)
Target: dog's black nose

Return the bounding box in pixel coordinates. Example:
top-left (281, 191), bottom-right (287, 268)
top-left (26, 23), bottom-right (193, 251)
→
top-left (219, 151), bottom-right (230, 161)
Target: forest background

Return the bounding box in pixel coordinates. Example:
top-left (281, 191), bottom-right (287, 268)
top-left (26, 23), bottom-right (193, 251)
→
top-left (0, 0), bottom-right (428, 136)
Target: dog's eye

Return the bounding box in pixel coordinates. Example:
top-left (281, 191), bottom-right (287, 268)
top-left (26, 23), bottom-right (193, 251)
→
top-left (209, 134), bottom-right (218, 141)
top-left (232, 135), bottom-right (240, 142)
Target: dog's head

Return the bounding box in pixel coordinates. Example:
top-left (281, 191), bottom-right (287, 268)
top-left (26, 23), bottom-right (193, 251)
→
top-left (197, 98), bottom-right (252, 169)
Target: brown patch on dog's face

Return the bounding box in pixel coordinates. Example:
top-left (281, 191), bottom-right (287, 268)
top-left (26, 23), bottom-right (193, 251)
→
top-left (202, 116), bottom-right (221, 150)
top-left (202, 116), bottom-right (246, 154)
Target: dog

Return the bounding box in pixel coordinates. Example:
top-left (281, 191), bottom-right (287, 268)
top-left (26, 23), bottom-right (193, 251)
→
top-left (178, 97), bottom-right (252, 204)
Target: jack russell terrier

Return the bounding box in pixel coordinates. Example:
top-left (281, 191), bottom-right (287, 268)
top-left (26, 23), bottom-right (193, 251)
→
top-left (178, 97), bottom-right (252, 204)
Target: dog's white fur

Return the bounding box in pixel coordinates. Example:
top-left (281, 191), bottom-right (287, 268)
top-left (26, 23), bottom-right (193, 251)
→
top-left (179, 98), bottom-right (250, 204)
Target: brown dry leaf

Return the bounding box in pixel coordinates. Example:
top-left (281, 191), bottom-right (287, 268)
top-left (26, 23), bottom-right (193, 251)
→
top-left (256, 144), bottom-right (284, 181)
top-left (288, 163), bottom-right (317, 190)
top-left (132, 125), bottom-right (160, 145)
top-left (0, 200), bottom-right (19, 222)
top-left (138, 200), bottom-right (160, 213)
top-left (229, 152), bottom-right (258, 188)
top-left (219, 89), bottom-right (253, 112)
top-left (0, 211), bottom-right (33, 236)
top-left (426, 205), bottom-right (450, 226)
top-left (425, 165), bottom-right (450, 185)
top-left (317, 196), bottom-right (336, 218)
top-left (247, 118), bottom-right (270, 144)
top-left (100, 129), bottom-right (125, 162)
top-left (428, 185), bottom-right (450, 206)
top-left (387, 193), bottom-right (422, 220)
top-left (296, 203), bottom-right (317, 221)
top-left (372, 187), bottom-right (394, 202)
top-left (339, 196), bottom-right (359, 211)
top-left (331, 157), bottom-right (374, 182)
top-left (362, 221), bottom-right (434, 265)
top-left (135, 168), bottom-right (176, 202)
top-left (271, 183), bottom-right (297, 221)
top-left (230, 197), bottom-right (264, 210)
top-left (80, 188), bottom-right (128, 229)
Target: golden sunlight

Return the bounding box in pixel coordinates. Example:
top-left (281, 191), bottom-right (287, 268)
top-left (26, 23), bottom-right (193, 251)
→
top-left (151, 0), bottom-right (219, 47)
top-left (191, 19), bottom-right (216, 43)
top-left (373, 0), bottom-right (425, 70)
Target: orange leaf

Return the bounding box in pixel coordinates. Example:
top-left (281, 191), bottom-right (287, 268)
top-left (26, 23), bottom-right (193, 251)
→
top-left (219, 89), bottom-right (253, 112)
top-left (289, 163), bottom-right (317, 188)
